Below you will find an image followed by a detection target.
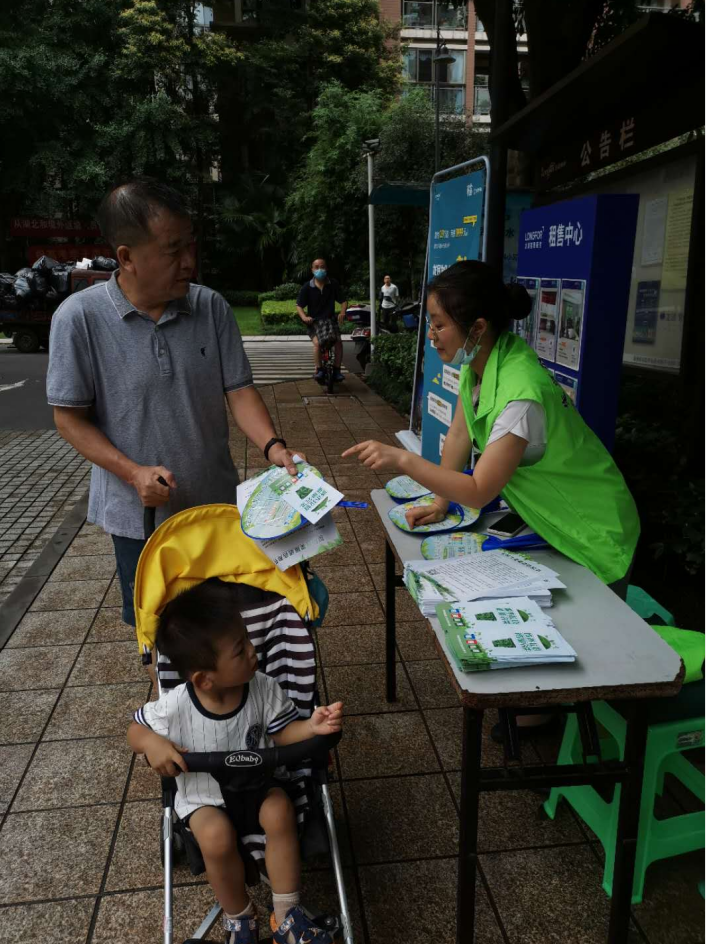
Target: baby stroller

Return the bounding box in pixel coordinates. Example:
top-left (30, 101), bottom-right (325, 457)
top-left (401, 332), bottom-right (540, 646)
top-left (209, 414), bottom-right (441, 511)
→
top-left (134, 503), bottom-right (353, 944)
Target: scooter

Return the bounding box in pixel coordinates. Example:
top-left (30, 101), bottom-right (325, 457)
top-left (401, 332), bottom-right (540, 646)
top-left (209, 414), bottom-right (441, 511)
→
top-left (343, 299), bottom-right (421, 372)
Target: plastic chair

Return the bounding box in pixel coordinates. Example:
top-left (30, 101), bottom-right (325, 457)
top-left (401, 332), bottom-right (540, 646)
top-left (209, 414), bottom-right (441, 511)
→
top-left (544, 588), bottom-right (705, 904)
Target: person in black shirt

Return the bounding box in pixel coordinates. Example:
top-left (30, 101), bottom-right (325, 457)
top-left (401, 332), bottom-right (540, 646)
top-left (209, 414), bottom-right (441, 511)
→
top-left (296, 257), bottom-right (347, 382)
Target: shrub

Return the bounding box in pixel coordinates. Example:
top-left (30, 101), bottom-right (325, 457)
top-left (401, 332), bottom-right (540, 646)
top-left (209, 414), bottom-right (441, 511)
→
top-left (258, 291), bottom-right (276, 303)
top-left (272, 282), bottom-right (302, 301)
top-left (260, 300), bottom-right (300, 324)
top-left (347, 281), bottom-right (368, 299)
top-left (261, 320), bottom-right (310, 336)
top-left (222, 289), bottom-right (260, 306)
top-left (366, 332), bottom-right (417, 415)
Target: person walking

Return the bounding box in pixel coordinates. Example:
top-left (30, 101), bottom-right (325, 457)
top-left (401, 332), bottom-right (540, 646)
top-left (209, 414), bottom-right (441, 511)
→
top-left (296, 258), bottom-right (347, 382)
top-left (379, 274), bottom-right (399, 322)
top-left (47, 177), bottom-right (303, 642)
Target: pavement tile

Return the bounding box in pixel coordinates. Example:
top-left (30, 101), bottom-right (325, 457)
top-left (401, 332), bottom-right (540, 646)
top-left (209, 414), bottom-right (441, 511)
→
top-left (5, 609), bottom-right (96, 648)
top-left (88, 607), bottom-right (135, 642)
top-left (337, 712), bottom-right (439, 780)
top-left (446, 773), bottom-right (586, 851)
top-left (29, 578), bottom-right (110, 611)
top-left (423, 707), bottom-right (540, 770)
top-left (345, 773), bottom-right (458, 864)
top-left (44, 681), bottom-right (150, 740)
top-left (106, 799), bottom-right (194, 891)
top-left (12, 737), bottom-right (132, 812)
top-left (333, 473), bottom-right (383, 492)
top-left (125, 757), bottom-right (162, 801)
top-left (315, 621), bottom-right (395, 666)
top-left (481, 845), bottom-right (643, 944)
top-left (310, 563), bottom-right (373, 593)
top-left (0, 645), bottom-right (79, 692)
top-left (378, 586), bottom-right (425, 622)
top-left (68, 641), bottom-right (145, 686)
top-left (356, 539), bottom-right (386, 563)
top-left (325, 592), bottom-right (384, 627)
top-left (103, 578), bottom-right (124, 608)
top-left (633, 851), bottom-right (705, 944)
top-left (405, 659), bottom-right (459, 708)
top-left (324, 663), bottom-right (416, 714)
top-left (0, 690), bottom-right (59, 745)
top-left (49, 554), bottom-right (116, 582)
top-left (358, 857), bottom-right (504, 944)
top-left (396, 620), bottom-right (440, 662)
top-left (91, 883), bottom-right (214, 944)
top-left (0, 898), bottom-right (95, 944)
top-left (314, 539), bottom-right (364, 567)
top-left (0, 804), bottom-right (119, 903)
top-left (0, 745), bottom-right (34, 813)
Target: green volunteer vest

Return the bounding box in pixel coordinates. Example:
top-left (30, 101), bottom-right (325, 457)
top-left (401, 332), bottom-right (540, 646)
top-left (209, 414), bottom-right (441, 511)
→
top-left (459, 331), bottom-right (640, 584)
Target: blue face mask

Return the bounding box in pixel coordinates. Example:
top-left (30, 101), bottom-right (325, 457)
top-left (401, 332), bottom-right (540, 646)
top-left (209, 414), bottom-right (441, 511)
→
top-left (313, 268), bottom-right (327, 280)
top-left (449, 329), bottom-right (481, 367)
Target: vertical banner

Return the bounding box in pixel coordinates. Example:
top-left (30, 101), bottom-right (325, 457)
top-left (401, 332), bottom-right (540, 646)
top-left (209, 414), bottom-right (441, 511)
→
top-left (556, 279), bottom-right (586, 370)
top-left (421, 169), bottom-right (485, 462)
top-left (535, 278), bottom-right (560, 362)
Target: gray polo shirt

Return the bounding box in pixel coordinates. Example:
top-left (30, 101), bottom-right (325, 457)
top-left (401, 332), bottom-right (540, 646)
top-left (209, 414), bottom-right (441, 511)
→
top-left (47, 272), bottom-right (253, 539)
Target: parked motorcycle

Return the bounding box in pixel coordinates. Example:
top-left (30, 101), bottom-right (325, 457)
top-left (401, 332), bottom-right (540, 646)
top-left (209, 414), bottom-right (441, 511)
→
top-left (343, 298), bottom-right (421, 372)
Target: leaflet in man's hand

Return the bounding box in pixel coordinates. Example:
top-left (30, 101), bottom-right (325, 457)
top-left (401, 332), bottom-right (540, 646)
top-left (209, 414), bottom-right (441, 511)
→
top-left (435, 597), bottom-right (576, 672)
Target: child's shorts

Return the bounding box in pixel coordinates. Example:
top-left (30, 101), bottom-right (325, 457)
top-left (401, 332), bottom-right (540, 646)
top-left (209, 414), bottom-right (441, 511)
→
top-left (183, 778), bottom-right (291, 839)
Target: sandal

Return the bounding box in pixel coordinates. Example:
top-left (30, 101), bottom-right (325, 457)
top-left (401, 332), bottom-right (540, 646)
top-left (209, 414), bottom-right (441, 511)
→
top-left (270, 905), bottom-right (336, 943)
top-left (223, 913), bottom-right (259, 944)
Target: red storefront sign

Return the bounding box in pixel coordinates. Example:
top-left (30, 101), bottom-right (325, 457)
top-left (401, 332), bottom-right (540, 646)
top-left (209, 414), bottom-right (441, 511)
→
top-left (26, 244), bottom-right (113, 264)
top-left (10, 217), bottom-right (101, 238)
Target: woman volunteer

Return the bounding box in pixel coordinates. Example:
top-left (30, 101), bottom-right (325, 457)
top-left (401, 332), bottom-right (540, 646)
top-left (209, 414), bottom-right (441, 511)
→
top-left (343, 260), bottom-right (639, 597)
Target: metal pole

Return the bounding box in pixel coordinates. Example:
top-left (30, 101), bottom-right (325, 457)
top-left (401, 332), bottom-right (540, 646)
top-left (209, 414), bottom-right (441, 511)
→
top-left (367, 151), bottom-right (376, 351)
top-left (434, 59), bottom-right (441, 174)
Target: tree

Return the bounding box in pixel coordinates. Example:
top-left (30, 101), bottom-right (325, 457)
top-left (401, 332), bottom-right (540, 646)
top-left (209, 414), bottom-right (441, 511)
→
top-left (286, 84), bottom-right (485, 293)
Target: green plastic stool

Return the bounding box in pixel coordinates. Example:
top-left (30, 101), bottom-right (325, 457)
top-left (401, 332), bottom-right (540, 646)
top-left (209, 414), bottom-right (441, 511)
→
top-left (544, 696), bottom-right (704, 903)
top-left (545, 587), bottom-right (704, 903)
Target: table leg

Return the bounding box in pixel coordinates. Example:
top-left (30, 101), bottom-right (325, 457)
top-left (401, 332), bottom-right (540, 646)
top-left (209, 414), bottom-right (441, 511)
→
top-left (457, 707), bottom-right (484, 944)
top-left (385, 538), bottom-right (397, 703)
top-left (607, 703), bottom-right (649, 943)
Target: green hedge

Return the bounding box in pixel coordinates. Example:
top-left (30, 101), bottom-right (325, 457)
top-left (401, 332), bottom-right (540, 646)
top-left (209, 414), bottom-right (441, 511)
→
top-left (222, 289), bottom-right (260, 306)
top-left (366, 333), bottom-right (417, 415)
top-left (260, 300), bottom-right (300, 324)
top-left (258, 282), bottom-right (302, 304)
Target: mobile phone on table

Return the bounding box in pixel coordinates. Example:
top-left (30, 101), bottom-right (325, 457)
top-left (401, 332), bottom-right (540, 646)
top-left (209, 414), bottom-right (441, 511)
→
top-left (485, 512), bottom-right (526, 538)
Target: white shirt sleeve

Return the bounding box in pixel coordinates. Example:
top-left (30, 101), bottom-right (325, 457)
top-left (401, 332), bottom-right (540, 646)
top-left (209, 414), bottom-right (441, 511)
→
top-left (134, 690), bottom-right (172, 738)
top-left (487, 400), bottom-right (546, 447)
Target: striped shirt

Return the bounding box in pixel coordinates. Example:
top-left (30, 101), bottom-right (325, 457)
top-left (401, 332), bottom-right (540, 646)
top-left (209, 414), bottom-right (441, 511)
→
top-left (134, 672), bottom-right (299, 820)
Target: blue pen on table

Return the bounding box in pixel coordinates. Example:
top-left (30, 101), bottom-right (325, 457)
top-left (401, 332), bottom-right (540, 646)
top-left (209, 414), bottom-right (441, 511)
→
top-left (481, 532), bottom-right (548, 552)
top-left (338, 500), bottom-right (369, 509)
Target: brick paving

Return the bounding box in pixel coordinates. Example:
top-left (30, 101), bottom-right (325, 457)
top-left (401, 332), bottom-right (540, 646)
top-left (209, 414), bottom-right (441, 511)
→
top-left (0, 376), bottom-right (702, 944)
top-left (0, 430), bottom-right (91, 606)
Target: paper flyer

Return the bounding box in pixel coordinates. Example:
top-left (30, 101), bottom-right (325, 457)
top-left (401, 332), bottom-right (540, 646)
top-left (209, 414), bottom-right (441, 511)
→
top-left (436, 597), bottom-right (576, 672)
top-left (277, 468), bottom-right (344, 525)
top-left (535, 279), bottom-right (560, 361)
top-left (421, 532), bottom-right (487, 560)
top-left (556, 279), bottom-right (585, 370)
top-left (641, 197), bottom-right (668, 267)
top-left (259, 516), bottom-right (343, 571)
top-left (385, 475), bottom-right (431, 502)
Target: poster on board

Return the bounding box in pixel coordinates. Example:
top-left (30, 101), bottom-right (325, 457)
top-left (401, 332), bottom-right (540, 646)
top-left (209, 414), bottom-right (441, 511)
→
top-left (535, 279), bottom-right (560, 362)
top-left (421, 168), bottom-right (485, 461)
top-left (514, 276), bottom-right (539, 345)
top-left (556, 279), bottom-right (586, 370)
top-left (632, 281), bottom-right (660, 345)
top-left (553, 370), bottom-right (578, 404)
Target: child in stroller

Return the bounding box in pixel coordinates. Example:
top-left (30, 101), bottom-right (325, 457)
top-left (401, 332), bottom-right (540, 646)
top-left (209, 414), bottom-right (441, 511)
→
top-left (128, 577), bottom-right (344, 944)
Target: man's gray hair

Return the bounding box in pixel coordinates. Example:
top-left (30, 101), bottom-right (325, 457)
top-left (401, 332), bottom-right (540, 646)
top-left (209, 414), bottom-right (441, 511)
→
top-left (97, 177), bottom-right (191, 250)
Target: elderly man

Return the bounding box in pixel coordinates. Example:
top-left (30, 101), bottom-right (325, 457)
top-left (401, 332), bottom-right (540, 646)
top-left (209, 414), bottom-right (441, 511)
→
top-left (47, 177), bottom-right (301, 636)
top-left (296, 257), bottom-right (347, 382)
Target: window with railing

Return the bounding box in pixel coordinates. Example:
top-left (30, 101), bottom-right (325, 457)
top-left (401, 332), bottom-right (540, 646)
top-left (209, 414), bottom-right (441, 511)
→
top-left (403, 48), bottom-right (467, 114)
top-left (473, 74), bottom-right (490, 116)
top-left (402, 1), bottom-right (468, 30)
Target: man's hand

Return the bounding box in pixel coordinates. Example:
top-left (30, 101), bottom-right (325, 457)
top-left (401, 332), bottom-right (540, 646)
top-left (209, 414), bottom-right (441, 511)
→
top-left (269, 443), bottom-right (306, 477)
top-left (143, 732), bottom-right (189, 777)
top-left (130, 465), bottom-right (176, 507)
top-left (309, 702), bottom-right (343, 736)
top-left (304, 316), bottom-right (314, 325)
top-left (405, 498), bottom-right (449, 529)
top-left (341, 440), bottom-right (405, 472)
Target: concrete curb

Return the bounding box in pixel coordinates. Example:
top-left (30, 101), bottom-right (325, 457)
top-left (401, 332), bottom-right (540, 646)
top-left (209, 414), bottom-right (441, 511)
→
top-left (0, 491), bottom-right (89, 650)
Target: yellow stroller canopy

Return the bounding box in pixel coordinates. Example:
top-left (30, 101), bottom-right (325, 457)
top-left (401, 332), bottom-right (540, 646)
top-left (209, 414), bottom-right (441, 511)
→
top-left (133, 503), bottom-right (317, 657)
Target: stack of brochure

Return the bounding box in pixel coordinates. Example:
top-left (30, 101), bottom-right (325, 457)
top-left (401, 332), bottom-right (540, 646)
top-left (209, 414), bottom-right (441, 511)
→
top-left (403, 550), bottom-right (565, 617)
top-left (435, 597), bottom-right (576, 673)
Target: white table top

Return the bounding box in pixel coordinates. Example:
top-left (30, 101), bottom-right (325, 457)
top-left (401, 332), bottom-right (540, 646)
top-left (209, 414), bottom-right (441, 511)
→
top-left (371, 490), bottom-right (683, 708)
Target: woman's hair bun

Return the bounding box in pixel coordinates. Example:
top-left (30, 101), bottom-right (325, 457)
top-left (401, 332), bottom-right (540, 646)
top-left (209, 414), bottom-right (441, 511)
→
top-left (505, 282), bottom-right (533, 321)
